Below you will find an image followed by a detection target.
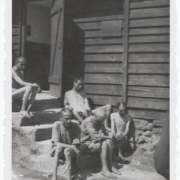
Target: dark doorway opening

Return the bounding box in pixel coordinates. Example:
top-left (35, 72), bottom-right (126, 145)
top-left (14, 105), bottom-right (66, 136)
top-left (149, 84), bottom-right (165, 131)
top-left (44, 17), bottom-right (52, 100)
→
top-left (24, 0), bottom-right (51, 90)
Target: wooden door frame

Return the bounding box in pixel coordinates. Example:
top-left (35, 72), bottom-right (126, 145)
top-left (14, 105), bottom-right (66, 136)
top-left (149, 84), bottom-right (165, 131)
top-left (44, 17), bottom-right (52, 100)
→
top-left (122, 0), bottom-right (130, 109)
top-left (18, 0), bottom-right (27, 56)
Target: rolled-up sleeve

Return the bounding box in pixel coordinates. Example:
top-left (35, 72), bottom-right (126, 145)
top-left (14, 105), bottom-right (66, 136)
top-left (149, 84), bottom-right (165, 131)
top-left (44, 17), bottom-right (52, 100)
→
top-left (51, 122), bottom-right (59, 143)
top-left (86, 122), bottom-right (103, 143)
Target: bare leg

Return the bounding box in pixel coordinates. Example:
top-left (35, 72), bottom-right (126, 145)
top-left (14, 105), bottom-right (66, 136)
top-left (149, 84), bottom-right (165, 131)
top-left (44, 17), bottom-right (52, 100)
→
top-left (64, 148), bottom-right (72, 180)
top-left (21, 86), bottom-right (33, 111)
top-left (52, 145), bottom-right (64, 180)
top-left (118, 142), bottom-right (124, 160)
top-left (27, 87), bottom-right (37, 114)
top-left (12, 86), bottom-right (32, 118)
top-left (106, 139), bottom-right (121, 175)
top-left (101, 141), bottom-right (116, 179)
top-left (105, 104), bottom-right (112, 128)
top-left (72, 110), bottom-right (84, 123)
top-left (106, 139), bottom-right (113, 171)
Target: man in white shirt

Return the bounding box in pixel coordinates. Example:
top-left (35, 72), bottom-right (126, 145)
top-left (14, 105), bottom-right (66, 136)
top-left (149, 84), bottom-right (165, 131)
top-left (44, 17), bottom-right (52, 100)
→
top-left (64, 77), bottom-right (112, 129)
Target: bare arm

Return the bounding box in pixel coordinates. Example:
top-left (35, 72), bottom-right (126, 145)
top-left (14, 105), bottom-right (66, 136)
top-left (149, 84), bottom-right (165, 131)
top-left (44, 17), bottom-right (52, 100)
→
top-left (123, 119), bottom-right (131, 136)
top-left (12, 68), bottom-right (39, 88)
top-left (86, 122), bottom-right (111, 142)
top-left (111, 114), bottom-right (115, 136)
top-left (84, 98), bottom-right (93, 116)
top-left (104, 120), bottom-right (111, 132)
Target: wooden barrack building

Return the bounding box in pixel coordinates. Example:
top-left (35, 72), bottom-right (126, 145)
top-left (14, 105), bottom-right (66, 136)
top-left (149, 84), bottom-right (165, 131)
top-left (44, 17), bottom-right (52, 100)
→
top-left (12, 0), bottom-right (170, 127)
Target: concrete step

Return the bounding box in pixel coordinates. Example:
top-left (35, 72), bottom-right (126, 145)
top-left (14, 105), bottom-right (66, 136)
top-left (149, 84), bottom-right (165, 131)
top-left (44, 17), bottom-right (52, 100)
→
top-left (12, 133), bottom-right (101, 178)
top-left (12, 91), bottom-right (61, 112)
top-left (13, 124), bottom-right (54, 142)
top-left (12, 108), bottom-right (62, 127)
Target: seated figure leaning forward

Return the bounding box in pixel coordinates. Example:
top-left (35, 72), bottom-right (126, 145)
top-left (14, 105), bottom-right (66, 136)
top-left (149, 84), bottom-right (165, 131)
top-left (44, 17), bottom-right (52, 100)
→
top-left (64, 77), bottom-right (112, 129)
top-left (12, 56), bottom-right (41, 118)
top-left (111, 101), bottom-right (132, 160)
top-left (80, 108), bottom-right (121, 179)
top-left (51, 108), bottom-right (81, 180)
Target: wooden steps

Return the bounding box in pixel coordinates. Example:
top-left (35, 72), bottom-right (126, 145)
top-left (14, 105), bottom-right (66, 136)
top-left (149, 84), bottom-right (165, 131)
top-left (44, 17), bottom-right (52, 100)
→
top-left (12, 91), bottom-right (61, 112)
top-left (12, 108), bottom-right (61, 127)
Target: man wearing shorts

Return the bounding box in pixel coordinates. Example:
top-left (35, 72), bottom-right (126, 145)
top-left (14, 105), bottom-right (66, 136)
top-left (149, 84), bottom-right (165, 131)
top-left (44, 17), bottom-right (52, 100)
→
top-left (51, 108), bottom-right (81, 180)
top-left (111, 101), bottom-right (132, 160)
top-left (80, 108), bottom-right (121, 179)
top-left (64, 77), bottom-right (112, 130)
top-left (12, 56), bottom-right (41, 118)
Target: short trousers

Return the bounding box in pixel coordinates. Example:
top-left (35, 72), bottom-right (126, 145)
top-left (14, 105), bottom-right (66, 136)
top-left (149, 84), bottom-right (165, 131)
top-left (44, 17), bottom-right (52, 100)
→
top-left (50, 145), bottom-right (77, 160)
top-left (81, 142), bottom-right (102, 153)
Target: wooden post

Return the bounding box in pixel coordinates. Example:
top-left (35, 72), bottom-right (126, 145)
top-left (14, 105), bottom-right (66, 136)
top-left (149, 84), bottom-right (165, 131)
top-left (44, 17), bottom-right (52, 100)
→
top-left (20, 0), bottom-right (27, 56)
top-left (18, 0), bottom-right (21, 56)
top-left (122, 0), bottom-right (130, 107)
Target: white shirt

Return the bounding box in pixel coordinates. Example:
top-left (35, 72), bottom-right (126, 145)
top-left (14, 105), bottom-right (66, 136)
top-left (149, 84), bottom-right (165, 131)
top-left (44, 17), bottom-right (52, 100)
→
top-left (64, 89), bottom-right (87, 115)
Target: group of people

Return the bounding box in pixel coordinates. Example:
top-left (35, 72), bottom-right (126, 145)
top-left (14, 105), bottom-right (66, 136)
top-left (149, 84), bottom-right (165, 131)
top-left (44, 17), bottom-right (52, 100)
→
top-left (12, 56), bottom-right (133, 180)
top-left (51, 77), bottom-right (132, 180)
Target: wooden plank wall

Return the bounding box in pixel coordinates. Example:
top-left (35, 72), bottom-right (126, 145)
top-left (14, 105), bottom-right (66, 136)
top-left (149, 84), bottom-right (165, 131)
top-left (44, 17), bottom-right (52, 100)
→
top-left (12, 0), bottom-right (21, 65)
top-left (127, 0), bottom-right (170, 124)
top-left (65, 0), bottom-right (124, 108)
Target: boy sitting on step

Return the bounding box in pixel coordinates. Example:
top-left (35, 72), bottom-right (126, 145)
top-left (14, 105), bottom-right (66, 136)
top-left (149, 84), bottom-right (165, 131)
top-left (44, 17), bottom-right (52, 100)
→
top-left (51, 108), bottom-right (81, 180)
top-left (111, 101), bottom-right (132, 160)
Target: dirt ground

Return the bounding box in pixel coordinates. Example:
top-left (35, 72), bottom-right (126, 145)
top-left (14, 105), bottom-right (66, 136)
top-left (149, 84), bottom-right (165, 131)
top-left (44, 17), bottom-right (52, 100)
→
top-left (12, 162), bottom-right (166, 180)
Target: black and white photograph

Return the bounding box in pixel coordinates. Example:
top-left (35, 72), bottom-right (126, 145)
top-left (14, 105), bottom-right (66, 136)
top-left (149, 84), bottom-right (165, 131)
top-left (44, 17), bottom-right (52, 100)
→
top-left (10, 0), bottom-right (173, 180)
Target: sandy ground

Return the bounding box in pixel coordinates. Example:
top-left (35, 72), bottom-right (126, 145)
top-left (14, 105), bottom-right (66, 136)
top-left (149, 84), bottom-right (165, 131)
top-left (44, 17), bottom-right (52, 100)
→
top-left (12, 163), bottom-right (166, 180)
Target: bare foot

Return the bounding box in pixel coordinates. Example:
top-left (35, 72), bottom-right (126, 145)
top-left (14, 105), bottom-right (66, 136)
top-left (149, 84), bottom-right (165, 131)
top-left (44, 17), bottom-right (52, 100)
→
top-left (28, 112), bottom-right (34, 117)
top-left (20, 110), bottom-right (31, 118)
top-left (101, 170), bottom-right (117, 179)
top-left (112, 167), bottom-right (121, 175)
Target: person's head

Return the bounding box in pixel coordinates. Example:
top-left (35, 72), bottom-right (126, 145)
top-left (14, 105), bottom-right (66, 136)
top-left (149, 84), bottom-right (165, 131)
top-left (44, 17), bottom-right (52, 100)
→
top-left (59, 108), bottom-right (73, 127)
top-left (94, 108), bottom-right (107, 124)
top-left (15, 56), bottom-right (26, 70)
top-left (117, 101), bottom-right (126, 116)
top-left (73, 77), bottom-right (83, 91)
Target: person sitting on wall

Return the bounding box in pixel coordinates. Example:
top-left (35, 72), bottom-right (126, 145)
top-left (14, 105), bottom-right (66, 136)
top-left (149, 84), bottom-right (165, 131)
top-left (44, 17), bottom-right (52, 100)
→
top-left (51, 108), bottom-right (81, 180)
top-left (12, 56), bottom-right (41, 118)
top-left (64, 77), bottom-right (112, 130)
top-left (80, 108), bottom-right (121, 179)
top-left (110, 101), bottom-right (132, 160)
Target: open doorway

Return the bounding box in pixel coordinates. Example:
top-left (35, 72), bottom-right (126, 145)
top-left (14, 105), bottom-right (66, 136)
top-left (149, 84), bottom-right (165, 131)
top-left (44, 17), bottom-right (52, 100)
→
top-left (25, 0), bottom-right (51, 90)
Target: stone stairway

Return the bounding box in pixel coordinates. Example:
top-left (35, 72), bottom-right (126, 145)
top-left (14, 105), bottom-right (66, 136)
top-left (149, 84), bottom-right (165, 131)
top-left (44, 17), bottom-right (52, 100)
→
top-left (12, 91), bottom-right (100, 178)
top-left (12, 91), bottom-right (62, 174)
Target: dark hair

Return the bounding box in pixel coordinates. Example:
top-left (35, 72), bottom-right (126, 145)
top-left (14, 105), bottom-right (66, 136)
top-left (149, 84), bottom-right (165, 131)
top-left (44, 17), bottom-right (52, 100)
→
top-left (59, 108), bottom-right (72, 118)
top-left (73, 77), bottom-right (83, 83)
top-left (15, 56), bottom-right (26, 65)
top-left (117, 100), bottom-right (126, 108)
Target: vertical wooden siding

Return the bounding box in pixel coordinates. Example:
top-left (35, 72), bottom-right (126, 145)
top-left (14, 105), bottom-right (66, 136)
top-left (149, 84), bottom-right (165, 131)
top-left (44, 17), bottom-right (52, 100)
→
top-left (65, 0), bottom-right (124, 108)
top-left (126, 0), bottom-right (170, 124)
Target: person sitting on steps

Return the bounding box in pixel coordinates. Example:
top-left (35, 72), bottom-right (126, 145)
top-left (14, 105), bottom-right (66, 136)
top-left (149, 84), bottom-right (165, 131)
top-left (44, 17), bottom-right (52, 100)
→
top-left (12, 56), bottom-right (41, 118)
top-left (80, 108), bottom-right (121, 179)
top-left (111, 101), bottom-right (132, 160)
top-left (51, 108), bottom-right (81, 180)
top-left (64, 77), bottom-right (112, 131)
